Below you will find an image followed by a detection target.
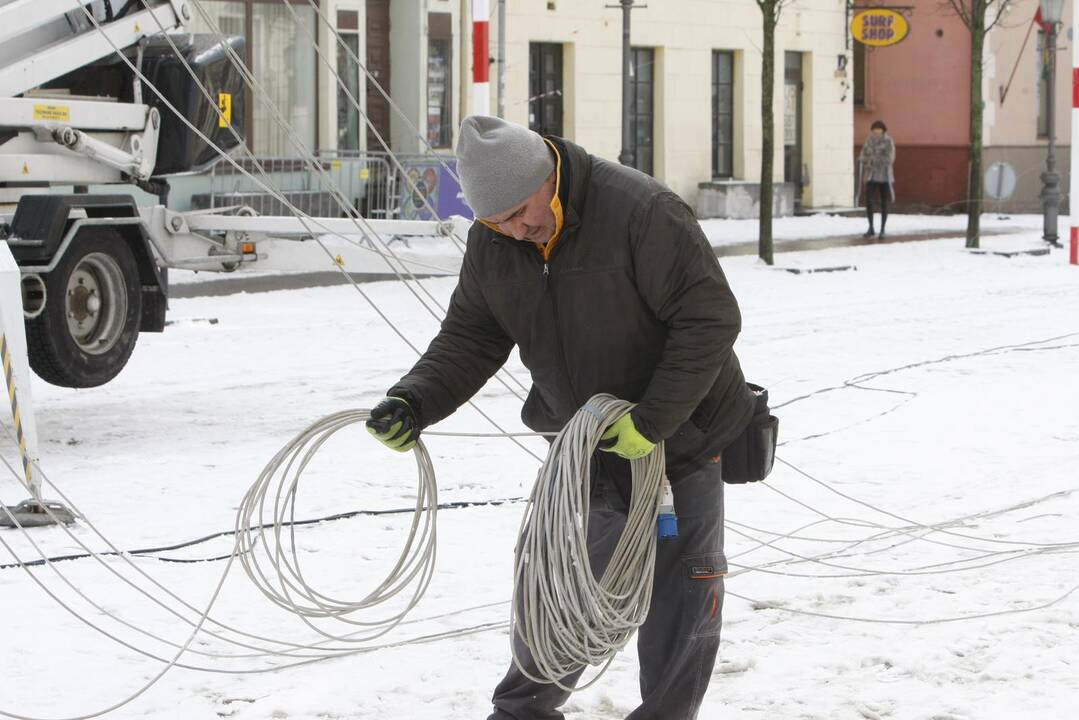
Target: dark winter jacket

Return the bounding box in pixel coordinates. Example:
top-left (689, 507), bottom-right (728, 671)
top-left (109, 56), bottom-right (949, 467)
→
top-left (390, 137), bottom-right (755, 479)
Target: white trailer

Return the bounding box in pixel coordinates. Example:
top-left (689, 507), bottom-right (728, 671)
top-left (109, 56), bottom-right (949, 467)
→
top-left (0, 0), bottom-right (461, 524)
top-left (0, 0), bottom-right (457, 390)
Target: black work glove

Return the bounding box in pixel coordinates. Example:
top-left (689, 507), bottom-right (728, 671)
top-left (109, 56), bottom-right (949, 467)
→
top-left (365, 397), bottom-right (419, 452)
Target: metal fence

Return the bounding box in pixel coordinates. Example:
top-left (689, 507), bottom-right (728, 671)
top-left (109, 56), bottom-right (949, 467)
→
top-left (191, 150), bottom-right (397, 219)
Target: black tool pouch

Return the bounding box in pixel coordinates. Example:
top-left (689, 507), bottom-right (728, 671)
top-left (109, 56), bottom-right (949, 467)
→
top-left (721, 383), bottom-right (779, 484)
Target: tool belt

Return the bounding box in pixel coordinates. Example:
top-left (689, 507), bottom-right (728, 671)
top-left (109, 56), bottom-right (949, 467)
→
top-left (721, 383), bottom-right (778, 484)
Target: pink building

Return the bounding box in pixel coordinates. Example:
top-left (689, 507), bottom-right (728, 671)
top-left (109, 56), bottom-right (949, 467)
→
top-left (853, 1), bottom-right (972, 209)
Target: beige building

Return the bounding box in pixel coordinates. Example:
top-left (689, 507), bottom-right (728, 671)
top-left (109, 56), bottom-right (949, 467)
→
top-left (984, 0), bottom-right (1073, 212)
top-left (460, 0), bottom-right (856, 215)
top-left (182, 1), bottom-right (855, 218)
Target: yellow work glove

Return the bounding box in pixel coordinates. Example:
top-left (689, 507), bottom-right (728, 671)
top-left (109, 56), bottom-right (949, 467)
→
top-left (599, 413), bottom-right (656, 460)
top-left (365, 397), bottom-right (419, 452)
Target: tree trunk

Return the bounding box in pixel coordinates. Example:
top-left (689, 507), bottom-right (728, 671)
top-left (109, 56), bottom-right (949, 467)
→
top-left (966, 4), bottom-right (986, 249)
top-left (759, 3), bottom-right (777, 265)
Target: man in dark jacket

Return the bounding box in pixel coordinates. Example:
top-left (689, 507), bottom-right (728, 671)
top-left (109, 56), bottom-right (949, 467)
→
top-left (366, 116), bottom-right (755, 720)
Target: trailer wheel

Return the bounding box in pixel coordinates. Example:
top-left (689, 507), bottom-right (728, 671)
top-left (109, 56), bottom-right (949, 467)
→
top-left (25, 230), bottom-right (142, 388)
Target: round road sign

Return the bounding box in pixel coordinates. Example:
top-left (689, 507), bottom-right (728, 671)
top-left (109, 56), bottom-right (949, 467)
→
top-left (985, 162), bottom-right (1017, 200)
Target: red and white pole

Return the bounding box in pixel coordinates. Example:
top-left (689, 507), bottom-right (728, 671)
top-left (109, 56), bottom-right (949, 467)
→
top-left (472, 0), bottom-right (491, 116)
top-left (1071, 0), bottom-right (1079, 263)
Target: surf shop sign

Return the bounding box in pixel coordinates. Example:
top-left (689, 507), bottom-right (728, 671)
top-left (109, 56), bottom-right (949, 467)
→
top-left (852, 8), bottom-right (910, 47)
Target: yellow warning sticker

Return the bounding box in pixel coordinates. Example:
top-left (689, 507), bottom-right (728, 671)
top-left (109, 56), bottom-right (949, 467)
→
top-left (218, 93), bottom-right (232, 128)
top-left (359, 168), bottom-right (370, 180)
top-left (33, 104), bottom-right (70, 122)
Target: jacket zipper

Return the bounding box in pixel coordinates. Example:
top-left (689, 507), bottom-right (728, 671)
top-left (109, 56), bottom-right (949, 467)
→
top-left (540, 255), bottom-right (581, 409)
top-left (496, 233), bottom-right (579, 409)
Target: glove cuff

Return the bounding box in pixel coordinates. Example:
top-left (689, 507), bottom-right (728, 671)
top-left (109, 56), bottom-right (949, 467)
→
top-left (386, 387), bottom-right (424, 428)
top-left (629, 409), bottom-right (659, 444)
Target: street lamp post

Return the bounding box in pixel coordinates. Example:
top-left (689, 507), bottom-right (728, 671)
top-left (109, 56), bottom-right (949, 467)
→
top-left (606, 1), bottom-right (644, 167)
top-left (1040, 0), bottom-right (1066, 247)
top-left (617, 0), bottom-right (635, 168)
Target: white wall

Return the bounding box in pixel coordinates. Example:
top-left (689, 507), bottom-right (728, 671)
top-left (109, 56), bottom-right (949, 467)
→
top-left (389, 1), bottom-right (424, 154)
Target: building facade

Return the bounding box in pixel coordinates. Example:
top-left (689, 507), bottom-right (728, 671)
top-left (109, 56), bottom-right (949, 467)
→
top-left (852, 0), bottom-right (972, 210)
top-left (180, 1), bottom-right (857, 216)
top-left (478, 0), bottom-right (854, 213)
top-left (853, 0), bottom-right (1074, 213)
top-left (983, 0), bottom-right (1073, 213)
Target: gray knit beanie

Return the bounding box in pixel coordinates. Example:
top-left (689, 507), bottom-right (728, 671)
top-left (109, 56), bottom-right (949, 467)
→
top-left (456, 115), bottom-right (555, 218)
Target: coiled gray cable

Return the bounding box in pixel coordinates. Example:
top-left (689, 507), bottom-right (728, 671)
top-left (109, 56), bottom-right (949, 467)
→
top-left (512, 394), bottom-right (666, 688)
top-left (236, 409), bottom-right (437, 642)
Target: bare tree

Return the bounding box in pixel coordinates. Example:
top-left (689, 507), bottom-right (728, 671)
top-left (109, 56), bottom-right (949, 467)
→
top-left (756, 0), bottom-right (794, 265)
top-left (947, 0), bottom-right (1013, 249)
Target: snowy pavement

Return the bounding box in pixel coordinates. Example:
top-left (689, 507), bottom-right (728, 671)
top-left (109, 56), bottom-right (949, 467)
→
top-left (1, 226), bottom-right (1077, 719)
top-left (166, 213), bottom-right (1048, 296)
top-left (697, 212), bottom-right (1044, 247)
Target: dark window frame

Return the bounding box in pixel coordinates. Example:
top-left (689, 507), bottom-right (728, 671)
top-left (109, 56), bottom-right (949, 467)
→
top-left (629, 46), bottom-right (655, 176)
top-left (712, 50), bottom-right (734, 179)
top-left (336, 9), bottom-right (361, 151)
top-left (427, 13), bottom-right (453, 148)
top-left (529, 42), bottom-right (564, 137)
top-left (852, 40), bottom-right (866, 109)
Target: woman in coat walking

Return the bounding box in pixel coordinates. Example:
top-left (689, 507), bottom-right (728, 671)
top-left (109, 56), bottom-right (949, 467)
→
top-left (859, 120), bottom-right (896, 238)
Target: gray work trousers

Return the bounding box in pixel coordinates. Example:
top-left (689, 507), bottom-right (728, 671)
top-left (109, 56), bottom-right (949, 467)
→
top-left (488, 454), bottom-right (726, 720)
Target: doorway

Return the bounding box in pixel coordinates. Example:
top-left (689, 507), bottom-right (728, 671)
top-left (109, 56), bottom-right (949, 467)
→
top-left (784, 51), bottom-right (805, 209)
top-left (365, 0), bottom-right (391, 151)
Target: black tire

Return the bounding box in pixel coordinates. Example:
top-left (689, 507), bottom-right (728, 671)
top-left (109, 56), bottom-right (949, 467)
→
top-left (25, 229), bottom-right (142, 388)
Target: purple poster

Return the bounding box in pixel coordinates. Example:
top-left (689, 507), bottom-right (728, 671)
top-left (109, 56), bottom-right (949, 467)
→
top-left (399, 159), bottom-right (473, 221)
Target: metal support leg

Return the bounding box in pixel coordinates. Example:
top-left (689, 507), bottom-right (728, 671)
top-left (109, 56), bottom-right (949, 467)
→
top-left (0, 243), bottom-right (75, 528)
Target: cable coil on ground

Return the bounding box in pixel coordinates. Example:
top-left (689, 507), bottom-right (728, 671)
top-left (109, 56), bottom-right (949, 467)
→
top-left (512, 394), bottom-right (666, 687)
top-left (236, 408), bottom-right (438, 640)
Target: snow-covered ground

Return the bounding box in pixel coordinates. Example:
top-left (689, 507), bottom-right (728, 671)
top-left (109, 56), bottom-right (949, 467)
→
top-left (1, 224), bottom-right (1077, 719)
top-left (167, 213), bottom-right (1046, 291)
top-left (697, 212), bottom-right (1043, 247)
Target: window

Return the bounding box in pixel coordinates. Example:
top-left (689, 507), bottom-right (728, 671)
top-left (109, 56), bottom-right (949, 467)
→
top-left (712, 51), bottom-right (734, 178)
top-left (529, 43), bottom-right (563, 137)
top-left (427, 39), bottom-right (452, 147)
top-left (427, 13), bottom-right (453, 148)
top-left (1037, 29), bottom-right (1050, 138)
top-left (198, 0), bottom-right (245, 35)
top-left (629, 47), bottom-right (655, 176)
top-left (190, 1), bottom-right (318, 155)
top-left (336, 10), bottom-right (361, 151)
top-left (852, 41), bottom-right (866, 108)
